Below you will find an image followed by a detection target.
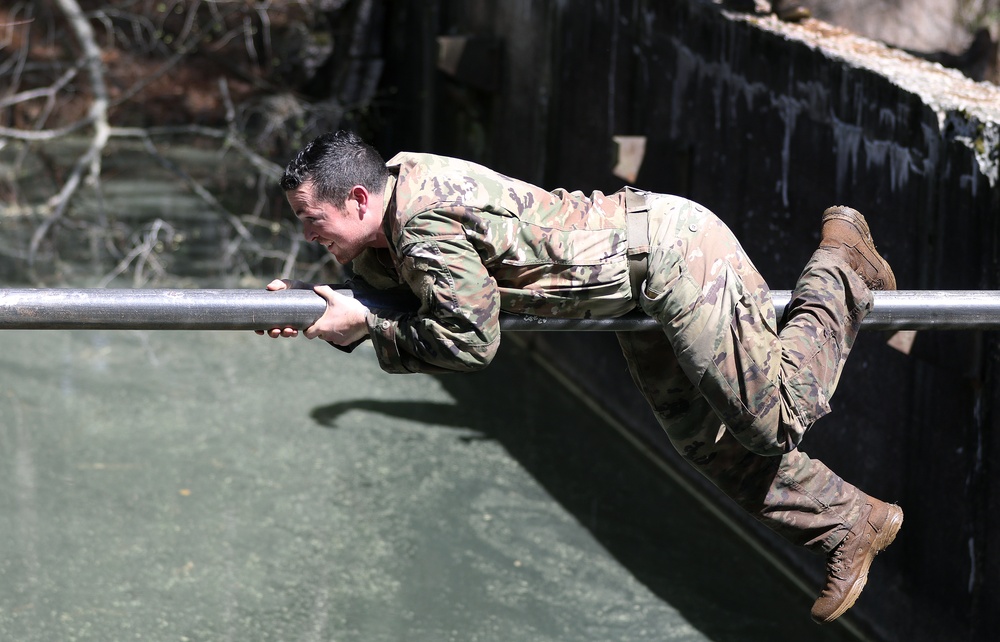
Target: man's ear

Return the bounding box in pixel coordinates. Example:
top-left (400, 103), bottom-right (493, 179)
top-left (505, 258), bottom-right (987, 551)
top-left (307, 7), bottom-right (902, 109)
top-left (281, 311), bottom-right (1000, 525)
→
top-left (349, 185), bottom-right (370, 214)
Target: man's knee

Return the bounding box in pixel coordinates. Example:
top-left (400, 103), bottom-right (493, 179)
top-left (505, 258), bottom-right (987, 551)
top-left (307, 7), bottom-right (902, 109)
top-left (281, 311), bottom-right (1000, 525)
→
top-left (729, 404), bottom-right (806, 456)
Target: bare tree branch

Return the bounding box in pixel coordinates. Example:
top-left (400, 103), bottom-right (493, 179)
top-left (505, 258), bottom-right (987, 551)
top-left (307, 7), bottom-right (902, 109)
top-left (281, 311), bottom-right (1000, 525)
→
top-left (0, 63), bottom-right (81, 110)
top-left (1, 0), bottom-right (380, 287)
top-left (26, 0), bottom-right (111, 272)
top-left (97, 218), bottom-right (177, 287)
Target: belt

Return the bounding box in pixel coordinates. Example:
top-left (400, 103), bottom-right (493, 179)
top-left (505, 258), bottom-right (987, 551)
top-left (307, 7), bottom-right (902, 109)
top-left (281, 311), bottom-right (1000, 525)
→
top-left (624, 187), bottom-right (650, 304)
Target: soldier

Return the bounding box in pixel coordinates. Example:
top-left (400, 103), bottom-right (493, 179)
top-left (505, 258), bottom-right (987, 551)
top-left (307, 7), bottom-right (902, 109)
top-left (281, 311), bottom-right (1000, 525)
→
top-left (260, 130), bottom-right (902, 624)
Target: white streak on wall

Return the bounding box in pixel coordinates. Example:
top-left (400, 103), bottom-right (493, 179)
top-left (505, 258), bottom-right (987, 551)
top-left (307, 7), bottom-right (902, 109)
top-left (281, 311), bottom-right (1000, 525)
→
top-left (968, 536), bottom-right (976, 594)
top-left (920, 123), bottom-right (940, 181)
top-left (776, 95), bottom-right (802, 207)
top-left (795, 80), bottom-right (830, 120)
top-left (879, 107), bottom-right (897, 129)
top-left (670, 44), bottom-right (698, 140)
top-left (960, 162), bottom-right (980, 200)
top-left (671, 38), bottom-right (770, 137)
top-left (864, 139), bottom-right (915, 192)
top-left (832, 116), bottom-right (864, 199)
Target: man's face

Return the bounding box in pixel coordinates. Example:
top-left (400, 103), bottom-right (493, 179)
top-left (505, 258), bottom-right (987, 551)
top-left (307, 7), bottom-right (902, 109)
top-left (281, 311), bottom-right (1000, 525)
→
top-left (286, 182), bottom-right (370, 264)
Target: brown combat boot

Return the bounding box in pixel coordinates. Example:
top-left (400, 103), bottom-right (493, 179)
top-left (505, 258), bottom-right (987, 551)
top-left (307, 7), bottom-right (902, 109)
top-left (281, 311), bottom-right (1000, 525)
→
top-left (811, 498), bottom-right (904, 623)
top-left (820, 206), bottom-right (897, 291)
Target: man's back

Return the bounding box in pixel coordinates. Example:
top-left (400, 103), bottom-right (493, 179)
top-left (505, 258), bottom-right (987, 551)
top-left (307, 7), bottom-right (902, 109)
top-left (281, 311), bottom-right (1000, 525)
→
top-left (380, 152), bottom-right (636, 318)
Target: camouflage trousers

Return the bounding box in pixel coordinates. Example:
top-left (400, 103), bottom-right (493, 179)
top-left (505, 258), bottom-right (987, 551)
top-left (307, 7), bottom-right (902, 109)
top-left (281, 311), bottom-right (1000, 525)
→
top-left (617, 194), bottom-right (872, 552)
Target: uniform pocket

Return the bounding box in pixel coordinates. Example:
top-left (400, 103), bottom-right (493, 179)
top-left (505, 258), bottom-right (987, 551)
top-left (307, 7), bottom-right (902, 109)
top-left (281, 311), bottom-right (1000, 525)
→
top-left (671, 263), bottom-right (783, 453)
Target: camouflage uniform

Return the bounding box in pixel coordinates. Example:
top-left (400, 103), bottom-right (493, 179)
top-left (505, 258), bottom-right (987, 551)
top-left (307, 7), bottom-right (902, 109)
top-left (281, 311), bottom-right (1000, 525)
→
top-left (357, 152), bottom-right (870, 553)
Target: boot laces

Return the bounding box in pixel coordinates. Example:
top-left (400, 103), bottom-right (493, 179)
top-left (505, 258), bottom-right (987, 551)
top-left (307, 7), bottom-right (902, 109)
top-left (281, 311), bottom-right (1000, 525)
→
top-left (827, 535), bottom-right (850, 581)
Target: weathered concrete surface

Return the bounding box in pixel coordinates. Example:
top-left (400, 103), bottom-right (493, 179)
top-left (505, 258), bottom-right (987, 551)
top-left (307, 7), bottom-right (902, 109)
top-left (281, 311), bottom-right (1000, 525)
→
top-left (377, 1), bottom-right (1000, 640)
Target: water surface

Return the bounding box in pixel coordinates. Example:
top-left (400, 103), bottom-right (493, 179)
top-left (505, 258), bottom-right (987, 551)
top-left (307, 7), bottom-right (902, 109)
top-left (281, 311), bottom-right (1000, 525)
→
top-left (0, 329), bottom-right (854, 641)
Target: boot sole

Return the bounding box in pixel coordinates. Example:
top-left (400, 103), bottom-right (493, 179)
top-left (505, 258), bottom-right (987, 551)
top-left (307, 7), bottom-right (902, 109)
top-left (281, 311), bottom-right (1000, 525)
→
top-left (816, 504), bottom-right (904, 623)
top-left (821, 207), bottom-right (897, 291)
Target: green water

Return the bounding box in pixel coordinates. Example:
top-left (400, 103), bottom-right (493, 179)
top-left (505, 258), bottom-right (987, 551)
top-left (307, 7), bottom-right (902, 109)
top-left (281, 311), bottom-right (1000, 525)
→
top-left (0, 329), bottom-right (854, 641)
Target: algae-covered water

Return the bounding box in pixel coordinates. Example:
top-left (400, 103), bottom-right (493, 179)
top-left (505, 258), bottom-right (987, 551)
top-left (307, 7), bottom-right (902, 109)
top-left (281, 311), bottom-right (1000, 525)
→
top-left (0, 329), bottom-right (854, 641)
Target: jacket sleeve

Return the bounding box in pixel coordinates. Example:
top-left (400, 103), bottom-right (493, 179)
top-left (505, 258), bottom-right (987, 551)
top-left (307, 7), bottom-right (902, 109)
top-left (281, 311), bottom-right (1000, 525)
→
top-left (366, 209), bottom-right (502, 374)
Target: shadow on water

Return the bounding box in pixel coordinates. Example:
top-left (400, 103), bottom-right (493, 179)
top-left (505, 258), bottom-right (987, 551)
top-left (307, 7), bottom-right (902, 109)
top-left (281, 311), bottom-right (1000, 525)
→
top-left (310, 341), bottom-right (854, 642)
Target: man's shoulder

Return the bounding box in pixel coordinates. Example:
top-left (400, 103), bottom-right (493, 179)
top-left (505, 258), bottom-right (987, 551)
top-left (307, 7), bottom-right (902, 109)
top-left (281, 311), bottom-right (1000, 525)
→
top-left (386, 150), bottom-right (428, 169)
top-left (387, 152), bottom-right (521, 212)
top-left (387, 151), bottom-right (512, 181)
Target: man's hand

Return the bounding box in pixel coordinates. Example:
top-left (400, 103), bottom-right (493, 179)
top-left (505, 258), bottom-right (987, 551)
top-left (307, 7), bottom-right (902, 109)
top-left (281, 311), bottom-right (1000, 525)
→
top-left (256, 278), bottom-right (313, 338)
top-left (257, 280), bottom-right (370, 346)
top-left (304, 285), bottom-right (370, 345)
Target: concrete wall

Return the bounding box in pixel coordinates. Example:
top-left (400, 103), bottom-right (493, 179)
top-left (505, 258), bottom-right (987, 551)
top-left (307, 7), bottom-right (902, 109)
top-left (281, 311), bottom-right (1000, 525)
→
top-left (376, 1), bottom-right (1000, 639)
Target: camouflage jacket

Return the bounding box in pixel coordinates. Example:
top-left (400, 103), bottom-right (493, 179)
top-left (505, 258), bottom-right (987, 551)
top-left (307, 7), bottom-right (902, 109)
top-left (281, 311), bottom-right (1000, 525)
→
top-left (355, 152), bottom-right (636, 374)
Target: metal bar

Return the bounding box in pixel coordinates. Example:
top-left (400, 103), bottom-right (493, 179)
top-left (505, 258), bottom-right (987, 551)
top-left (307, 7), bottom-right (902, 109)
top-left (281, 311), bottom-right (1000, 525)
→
top-left (0, 288), bottom-right (329, 331)
top-left (0, 288), bottom-right (999, 331)
top-left (503, 290), bottom-right (1000, 332)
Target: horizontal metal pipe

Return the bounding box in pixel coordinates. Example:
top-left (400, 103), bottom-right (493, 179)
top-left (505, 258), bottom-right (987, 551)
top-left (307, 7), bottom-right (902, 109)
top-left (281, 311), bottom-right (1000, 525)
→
top-left (509, 290), bottom-right (1000, 332)
top-left (0, 288), bottom-right (332, 331)
top-left (0, 288), bottom-right (998, 332)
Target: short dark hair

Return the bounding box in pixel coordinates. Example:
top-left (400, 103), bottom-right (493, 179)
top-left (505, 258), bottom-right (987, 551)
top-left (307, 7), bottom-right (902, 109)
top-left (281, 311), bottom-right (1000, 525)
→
top-left (279, 130), bottom-right (390, 204)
